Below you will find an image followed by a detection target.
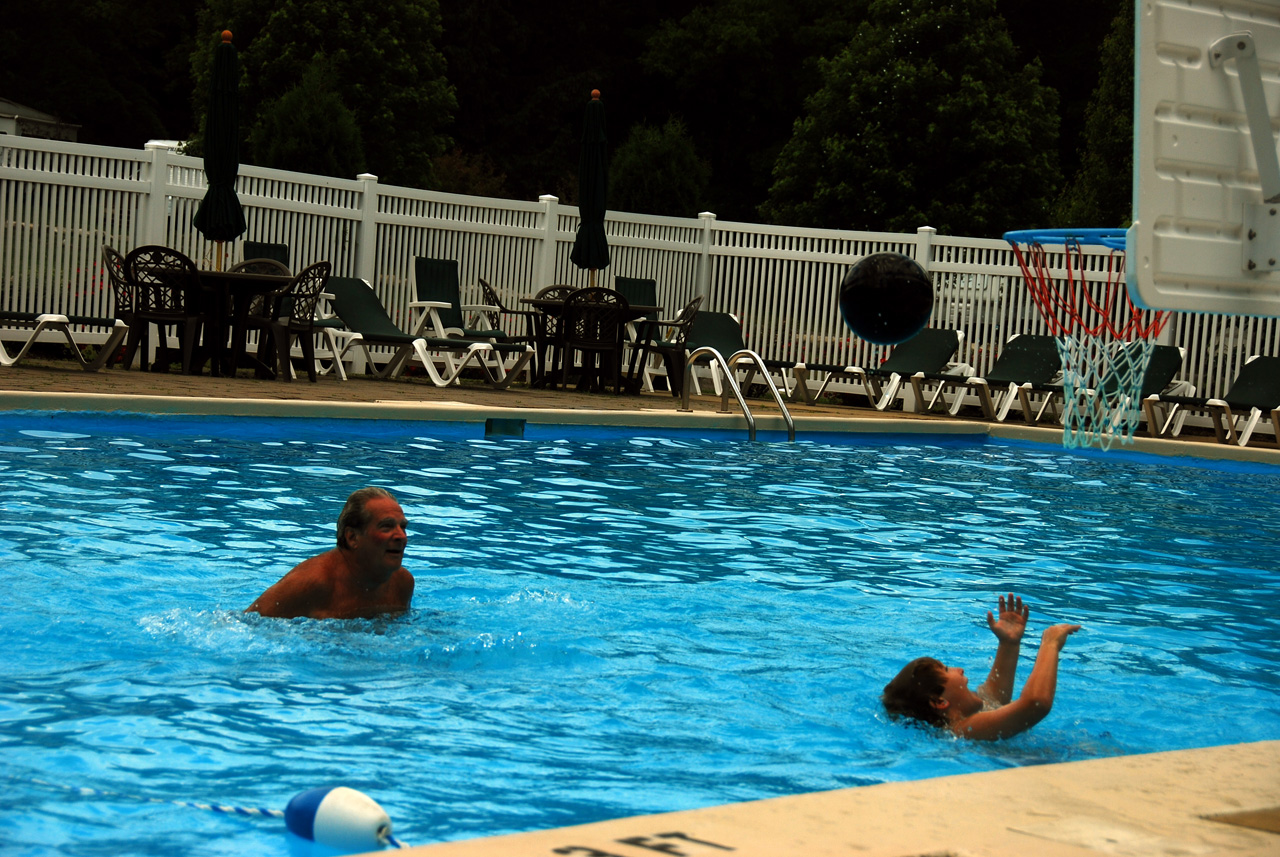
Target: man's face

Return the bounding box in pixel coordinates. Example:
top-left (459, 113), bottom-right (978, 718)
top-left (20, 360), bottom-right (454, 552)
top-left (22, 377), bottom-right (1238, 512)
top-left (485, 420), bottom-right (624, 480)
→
top-left (348, 497), bottom-right (408, 576)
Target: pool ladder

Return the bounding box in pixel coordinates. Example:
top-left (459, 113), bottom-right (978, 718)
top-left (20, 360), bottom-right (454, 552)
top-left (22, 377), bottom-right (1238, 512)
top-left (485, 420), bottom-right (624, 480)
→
top-left (679, 347), bottom-right (795, 441)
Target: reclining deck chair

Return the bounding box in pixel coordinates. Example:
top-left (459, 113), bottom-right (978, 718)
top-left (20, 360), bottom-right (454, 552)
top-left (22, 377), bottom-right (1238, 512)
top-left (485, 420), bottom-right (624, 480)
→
top-left (324, 276), bottom-right (532, 387)
top-left (0, 245), bottom-right (136, 372)
top-left (1143, 354), bottom-right (1280, 446)
top-left (794, 327), bottom-right (965, 409)
top-left (0, 250), bottom-right (131, 373)
top-left (677, 311), bottom-right (798, 400)
top-left (909, 333), bottom-right (1060, 422)
top-left (614, 276), bottom-right (660, 385)
top-left (1031, 343), bottom-right (1189, 426)
top-left (0, 311), bottom-right (130, 371)
top-left (242, 241), bottom-right (291, 272)
top-left (624, 295), bottom-right (703, 395)
top-left (409, 257), bottom-right (522, 381)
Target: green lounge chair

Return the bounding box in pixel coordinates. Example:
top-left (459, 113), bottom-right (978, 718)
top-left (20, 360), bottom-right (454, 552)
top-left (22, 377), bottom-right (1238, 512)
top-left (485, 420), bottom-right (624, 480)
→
top-left (1030, 343), bottom-right (1189, 426)
top-left (242, 241), bottom-right (291, 272)
top-left (0, 310), bottom-right (129, 371)
top-left (795, 327), bottom-right (965, 409)
top-left (409, 257), bottom-right (523, 381)
top-left (909, 333), bottom-right (1058, 422)
top-left (676, 310), bottom-right (799, 400)
top-left (1144, 354), bottom-right (1280, 446)
top-left (408, 257), bottom-right (507, 340)
top-left (324, 276), bottom-right (532, 387)
top-left (614, 276), bottom-right (657, 385)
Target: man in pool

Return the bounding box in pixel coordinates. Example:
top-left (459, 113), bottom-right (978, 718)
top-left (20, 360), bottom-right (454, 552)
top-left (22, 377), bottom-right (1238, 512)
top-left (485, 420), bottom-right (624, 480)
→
top-left (882, 594), bottom-right (1081, 741)
top-left (246, 487), bottom-right (414, 620)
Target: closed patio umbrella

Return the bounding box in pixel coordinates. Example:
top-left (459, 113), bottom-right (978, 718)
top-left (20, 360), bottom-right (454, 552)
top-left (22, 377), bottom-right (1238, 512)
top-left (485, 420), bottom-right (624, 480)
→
top-left (192, 30), bottom-right (247, 270)
top-left (570, 89), bottom-right (610, 286)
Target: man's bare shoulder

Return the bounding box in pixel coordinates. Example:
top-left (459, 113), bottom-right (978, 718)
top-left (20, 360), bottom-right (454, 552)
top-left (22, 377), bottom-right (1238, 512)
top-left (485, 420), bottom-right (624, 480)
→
top-left (286, 549), bottom-right (347, 578)
top-left (246, 550), bottom-right (343, 618)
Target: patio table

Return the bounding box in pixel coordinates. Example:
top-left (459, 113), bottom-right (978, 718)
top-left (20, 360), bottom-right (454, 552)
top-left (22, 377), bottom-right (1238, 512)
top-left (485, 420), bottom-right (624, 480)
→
top-left (199, 268), bottom-right (294, 377)
top-left (520, 297), bottom-right (661, 390)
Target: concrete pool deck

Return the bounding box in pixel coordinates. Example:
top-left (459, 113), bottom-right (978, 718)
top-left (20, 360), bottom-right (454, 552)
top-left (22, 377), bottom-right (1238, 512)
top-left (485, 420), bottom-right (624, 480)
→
top-left (2, 358), bottom-right (1278, 857)
top-left (400, 741), bottom-right (1280, 857)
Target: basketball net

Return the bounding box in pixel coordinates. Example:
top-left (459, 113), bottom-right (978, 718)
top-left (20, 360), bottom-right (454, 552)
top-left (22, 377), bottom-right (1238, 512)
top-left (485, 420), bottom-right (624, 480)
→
top-left (1006, 231), bottom-right (1170, 451)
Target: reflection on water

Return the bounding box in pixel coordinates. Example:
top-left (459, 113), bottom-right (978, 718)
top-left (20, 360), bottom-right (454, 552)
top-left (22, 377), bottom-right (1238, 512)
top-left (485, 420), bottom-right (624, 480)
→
top-left (0, 413), bottom-right (1277, 856)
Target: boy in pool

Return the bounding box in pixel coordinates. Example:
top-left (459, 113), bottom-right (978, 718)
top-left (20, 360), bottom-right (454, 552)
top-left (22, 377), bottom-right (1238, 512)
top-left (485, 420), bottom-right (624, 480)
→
top-left (246, 487), bottom-right (414, 620)
top-left (882, 594), bottom-right (1081, 741)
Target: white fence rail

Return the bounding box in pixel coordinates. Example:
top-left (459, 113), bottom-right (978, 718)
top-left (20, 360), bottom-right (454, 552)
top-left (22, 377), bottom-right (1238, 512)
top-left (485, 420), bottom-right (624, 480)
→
top-left (3, 135), bottom-right (1279, 414)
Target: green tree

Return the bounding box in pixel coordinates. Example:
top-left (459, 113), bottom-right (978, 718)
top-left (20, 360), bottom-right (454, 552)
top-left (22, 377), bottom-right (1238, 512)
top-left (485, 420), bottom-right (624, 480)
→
top-left (191, 0), bottom-right (455, 188)
top-left (431, 148), bottom-right (511, 198)
top-left (438, 0), bottom-right (694, 205)
top-left (0, 0), bottom-right (200, 146)
top-left (609, 118), bottom-right (711, 216)
top-left (761, 0), bottom-right (1062, 238)
top-left (1052, 0), bottom-right (1134, 227)
top-left (998, 0), bottom-right (1120, 186)
top-left (641, 0), bottom-right (869, 221)
top-left (249, 60), bottom-right (366, 178)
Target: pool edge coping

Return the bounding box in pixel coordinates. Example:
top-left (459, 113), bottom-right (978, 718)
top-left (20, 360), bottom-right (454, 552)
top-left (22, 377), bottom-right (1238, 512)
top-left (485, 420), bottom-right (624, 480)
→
top-left (2, 390), bottom-right (1278, 466)
top-left (391, 740), bottom-right (1280, 857)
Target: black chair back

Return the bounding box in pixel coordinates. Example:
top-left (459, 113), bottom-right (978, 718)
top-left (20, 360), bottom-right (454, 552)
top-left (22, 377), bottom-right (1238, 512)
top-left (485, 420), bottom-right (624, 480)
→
top-left (560, 287), bottom-right (630, 392)
top-left (122, 245), bottom-right (204, 373)
top-left (563, 287), bottom-right (629, 350)
top-left (234, 258), bottom-right (295, 317)
top-left (102, 246), bottom-right (133, 315)
top-left (244, 241), bottom-right (290, 270)
top-left (284, 262), bottom-right (332, 328)
top-left (125, 245), bottom-right (201, 313)
top-left (615, 276), bottom-right (658, 321)
top-left (232, 258), bottom-right (292, 276)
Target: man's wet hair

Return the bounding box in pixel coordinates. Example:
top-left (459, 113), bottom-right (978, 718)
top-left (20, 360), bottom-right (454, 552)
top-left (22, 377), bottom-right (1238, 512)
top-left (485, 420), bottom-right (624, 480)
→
top-left (882, 657), bottom-right (948, 728)
top-left (336, 487), bottom-right (396, 548)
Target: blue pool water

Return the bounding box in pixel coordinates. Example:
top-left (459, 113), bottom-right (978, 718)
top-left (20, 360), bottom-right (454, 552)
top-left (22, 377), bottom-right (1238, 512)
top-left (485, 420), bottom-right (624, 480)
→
top-left (0, 411), bottom-right (1278, 856)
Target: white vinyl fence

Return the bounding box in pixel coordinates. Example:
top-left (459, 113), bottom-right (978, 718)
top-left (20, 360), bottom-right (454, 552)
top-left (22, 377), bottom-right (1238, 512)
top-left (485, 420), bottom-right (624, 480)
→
top-left (3, 134), bottom-right (1279, 418)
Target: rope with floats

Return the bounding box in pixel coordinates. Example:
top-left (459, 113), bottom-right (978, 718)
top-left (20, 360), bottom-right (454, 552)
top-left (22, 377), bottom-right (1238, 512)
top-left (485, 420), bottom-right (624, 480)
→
top-left (22, 777), bottom-right (408, 850)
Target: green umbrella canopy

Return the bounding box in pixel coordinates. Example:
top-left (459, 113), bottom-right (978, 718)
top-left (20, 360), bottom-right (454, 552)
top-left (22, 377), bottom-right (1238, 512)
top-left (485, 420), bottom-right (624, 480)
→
top-left (193, 30), bottom-right (247, 244)
top-left (570, 89), bottom-right (610, 274)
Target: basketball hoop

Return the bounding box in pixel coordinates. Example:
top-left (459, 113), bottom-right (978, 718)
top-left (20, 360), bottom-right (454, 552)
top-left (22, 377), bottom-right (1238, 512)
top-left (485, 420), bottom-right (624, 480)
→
top-left (1004, 229), bottom-right (1172, 451)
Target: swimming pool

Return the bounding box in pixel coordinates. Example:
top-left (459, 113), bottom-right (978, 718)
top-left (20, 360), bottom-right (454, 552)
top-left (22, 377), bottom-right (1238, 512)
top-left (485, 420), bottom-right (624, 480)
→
top-left (1, 411), bottom-right (1277, 856)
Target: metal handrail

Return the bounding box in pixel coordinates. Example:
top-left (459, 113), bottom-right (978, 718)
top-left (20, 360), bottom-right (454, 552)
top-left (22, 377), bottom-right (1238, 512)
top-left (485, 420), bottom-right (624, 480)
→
top-left (679, 346), bottom-right (795, 441)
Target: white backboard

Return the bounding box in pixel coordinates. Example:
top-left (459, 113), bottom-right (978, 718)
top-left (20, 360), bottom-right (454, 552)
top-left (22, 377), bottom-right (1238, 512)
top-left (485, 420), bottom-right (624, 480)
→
top-left (1128, 0), bottom-right (1280, 316)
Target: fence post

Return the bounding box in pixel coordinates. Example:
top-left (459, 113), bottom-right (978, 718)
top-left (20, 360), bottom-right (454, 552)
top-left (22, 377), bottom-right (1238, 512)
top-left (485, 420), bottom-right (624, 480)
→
top-left (355, 173), bottom-right (380, 284)
top-left (142, 142), bottom-right (173, 247)
top-left (915, 225), bottom-right (936, 274)
top-left (696, 211), bottom-right (716, 300)
top-left (902, 225), bottom-right (940, 412)
top-left (538, 195), bottom-right (559, 288)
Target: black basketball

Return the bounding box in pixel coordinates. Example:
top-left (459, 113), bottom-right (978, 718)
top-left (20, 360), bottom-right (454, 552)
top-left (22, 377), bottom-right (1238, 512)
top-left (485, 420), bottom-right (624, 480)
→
top-left (838, 253), bottom-right (934, 345)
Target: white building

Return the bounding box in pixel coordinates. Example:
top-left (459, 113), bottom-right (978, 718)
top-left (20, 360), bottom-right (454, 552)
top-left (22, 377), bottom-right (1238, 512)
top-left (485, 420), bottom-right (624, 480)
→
top-left (0, 98), bottom-right (79, 142)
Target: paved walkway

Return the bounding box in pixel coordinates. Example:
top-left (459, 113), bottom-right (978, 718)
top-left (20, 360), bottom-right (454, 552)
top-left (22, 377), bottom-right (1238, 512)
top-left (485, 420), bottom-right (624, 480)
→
top-left (0, 355), bottom-right (856, 415)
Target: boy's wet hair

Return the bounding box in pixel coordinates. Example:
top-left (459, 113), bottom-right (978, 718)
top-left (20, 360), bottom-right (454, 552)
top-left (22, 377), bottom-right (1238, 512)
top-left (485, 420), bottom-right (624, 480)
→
top-left (882, 657), bottom-right (948, 728)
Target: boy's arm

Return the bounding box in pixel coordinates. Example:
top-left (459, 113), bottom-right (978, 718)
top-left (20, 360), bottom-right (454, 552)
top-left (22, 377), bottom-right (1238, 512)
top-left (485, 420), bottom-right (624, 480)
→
top-left (977, 593), bottom-right (1028, 705)
top-left (956, 623), bottom-right (1081, 741)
